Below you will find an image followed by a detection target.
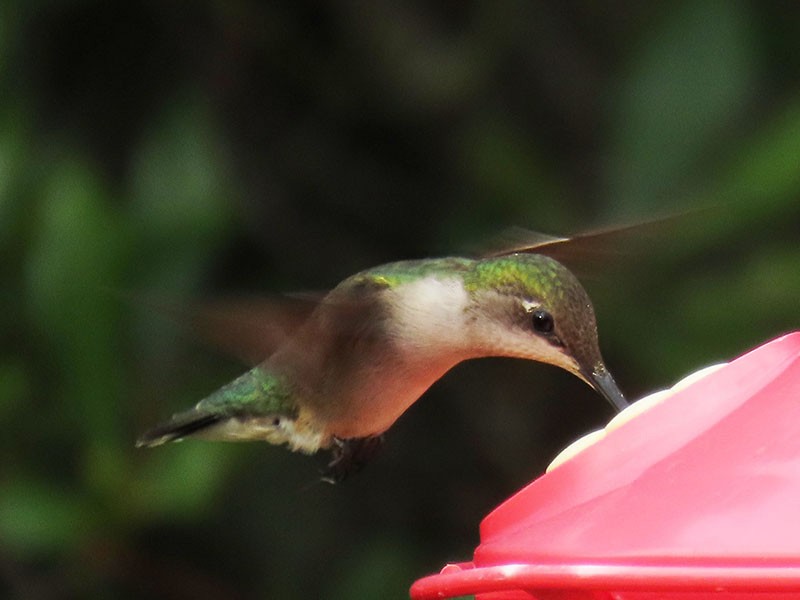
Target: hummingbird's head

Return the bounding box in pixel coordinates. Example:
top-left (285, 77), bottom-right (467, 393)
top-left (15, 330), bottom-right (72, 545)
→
top-left (466, 253), bottom-right (627, 412)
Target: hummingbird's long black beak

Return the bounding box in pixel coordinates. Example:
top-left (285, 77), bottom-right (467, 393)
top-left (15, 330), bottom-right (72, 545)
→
top-left (584, 366), bottom-right (628, 413)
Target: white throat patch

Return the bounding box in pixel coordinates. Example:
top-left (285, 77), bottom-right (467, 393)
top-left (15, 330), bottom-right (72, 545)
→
top-left (387, 276), bottom-right (470, 354)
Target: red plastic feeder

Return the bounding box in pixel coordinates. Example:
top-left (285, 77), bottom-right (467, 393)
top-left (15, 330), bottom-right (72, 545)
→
top-left (411, 332), bottom-right (800, 599)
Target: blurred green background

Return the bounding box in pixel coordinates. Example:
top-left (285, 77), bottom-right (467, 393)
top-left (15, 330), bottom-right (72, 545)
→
top-left (2, 1), bottom-right (800, 598)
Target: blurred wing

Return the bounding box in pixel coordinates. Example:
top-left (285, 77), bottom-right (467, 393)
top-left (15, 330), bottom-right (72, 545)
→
top-left (126, 278), bottom-right (389, 368)
top-left (482, 226), bottom-right (569, 257)
top-left (484, 212), bottom-right (700, 276)
top-left (129, 292), bottom-right (322, 366)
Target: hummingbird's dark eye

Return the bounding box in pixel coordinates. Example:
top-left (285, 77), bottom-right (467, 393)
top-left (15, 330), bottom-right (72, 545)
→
top-left (531, 309), bottom-right (555, 335)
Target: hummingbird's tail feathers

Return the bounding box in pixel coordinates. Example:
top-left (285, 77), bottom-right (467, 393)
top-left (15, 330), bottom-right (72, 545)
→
top-left (135, 411), bottom-right (224, 448)
top-left (136, 367), bottom-right (318, 450)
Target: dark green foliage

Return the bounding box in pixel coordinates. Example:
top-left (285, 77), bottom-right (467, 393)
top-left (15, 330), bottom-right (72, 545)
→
top-left (2, 1), bottom-right (800, 598)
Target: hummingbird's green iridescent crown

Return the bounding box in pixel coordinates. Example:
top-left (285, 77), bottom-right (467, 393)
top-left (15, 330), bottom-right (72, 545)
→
top-left (466, 253), bottom-right (574, 298)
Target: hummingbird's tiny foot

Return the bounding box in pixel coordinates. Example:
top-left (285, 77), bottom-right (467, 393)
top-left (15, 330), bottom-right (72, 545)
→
top-left (321, 435), bottom-right (386, 483)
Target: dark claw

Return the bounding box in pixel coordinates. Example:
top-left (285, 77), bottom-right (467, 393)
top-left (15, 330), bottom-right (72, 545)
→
top-left (321, 435), bottom-right (385, 483)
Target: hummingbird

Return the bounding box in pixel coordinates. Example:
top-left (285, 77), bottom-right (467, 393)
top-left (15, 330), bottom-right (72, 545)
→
top-left (137, 247), bottom-right (627, 481)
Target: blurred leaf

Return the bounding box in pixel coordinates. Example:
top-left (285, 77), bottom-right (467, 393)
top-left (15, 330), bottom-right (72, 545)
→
top-left (445, 115), bottom-right (569, 247)
top-left (130, 95), bottom-right (234, 274)
top-left (25, 158), bottom-right (127, 449)
top-left (0, 479), bottom-right (94, 558)
top-left (130, 443), bottom-right (236, 522)
top-left (608, 0), bottom-right (757, 212)
top-left (714, 97), bottom-right (800, 209)
top-left (640, 97), bottom-right (800, 264)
